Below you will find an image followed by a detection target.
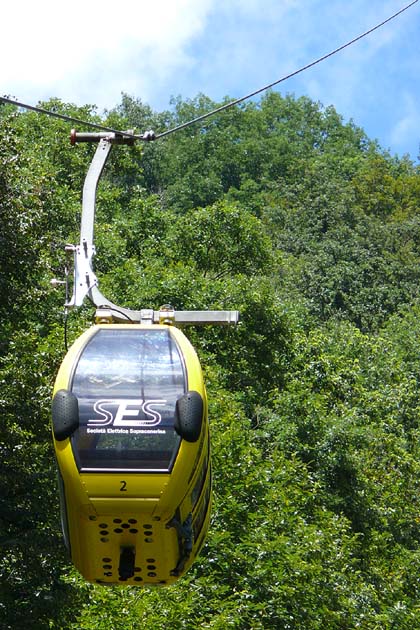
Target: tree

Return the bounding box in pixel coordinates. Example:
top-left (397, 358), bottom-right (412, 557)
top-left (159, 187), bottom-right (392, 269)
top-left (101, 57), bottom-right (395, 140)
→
top-left (2, 90), bottom-right (420, 628)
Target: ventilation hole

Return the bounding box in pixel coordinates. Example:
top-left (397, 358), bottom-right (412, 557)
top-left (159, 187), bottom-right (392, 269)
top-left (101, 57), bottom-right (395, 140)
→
top-left (119, 577), bottom-right (127, 582)
top-left (134, 567), bottom-right (142, 572)
top-left (147, 565), bottom-right (156, 570)
top-left (89, 516), bottom-right (97, 521)
top-left (152, 516), bottom-right (161, 521)
top-left (134, 577), bottom-right (143, 582)
top-left (122, 523), bottom-right (130, 529)
top-left (146, 558), bottom-right (155, 563)
top-left (144, 530), bottom-right (153, 536)
top-left (99, 523), bottom-right (108, 528)
top-left (114, 528), bottom-right (123, 534)
top-left (143, 524), bottom-right (152, 529)
top-left (104, 571), bottom-right (112, 577)
top-left (100, 530), bottom-right (109, 536)
top-left (113, 518), bottom-right (122, 523)
top-left (148, 572), bottom-right (157, 577)
top-left (100, 537), bottom-right (109, 543)
top-left (129, 529), bottom-right (138, 534)
top-left (102, 557), bottom-right (111, 562)
top-left (103, 564), bottom-right (112, 570)
top-left (145, 537), bottom-right (153, 543)
top-left (128, 518), bottom-right (137, 524)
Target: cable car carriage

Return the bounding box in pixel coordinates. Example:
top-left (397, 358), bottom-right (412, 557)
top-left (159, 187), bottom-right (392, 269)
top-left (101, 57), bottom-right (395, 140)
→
top-left (53, 323), bottom-right (210, 585)
top-left (51, 131), bottom-right (239, 585)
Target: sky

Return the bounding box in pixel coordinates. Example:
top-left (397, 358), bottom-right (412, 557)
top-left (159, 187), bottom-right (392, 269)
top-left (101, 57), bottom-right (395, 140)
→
top-left (1, 0), bottom-right (420, 161)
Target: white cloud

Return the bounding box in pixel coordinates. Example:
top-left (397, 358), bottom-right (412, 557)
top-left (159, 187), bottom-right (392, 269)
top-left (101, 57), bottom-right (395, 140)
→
top-left (389, 92), bottom-right (420, 157)
top-left (1, 0), bottom-right (213, 107)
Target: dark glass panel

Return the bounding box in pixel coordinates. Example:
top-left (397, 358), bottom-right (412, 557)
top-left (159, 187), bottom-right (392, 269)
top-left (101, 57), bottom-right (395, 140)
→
top-left (71, 329), bottom-right (186, 472)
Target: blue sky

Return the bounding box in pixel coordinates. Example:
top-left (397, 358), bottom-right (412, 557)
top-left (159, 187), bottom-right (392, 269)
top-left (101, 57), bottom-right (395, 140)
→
top-left (2, 0), bottom-right (419, 161)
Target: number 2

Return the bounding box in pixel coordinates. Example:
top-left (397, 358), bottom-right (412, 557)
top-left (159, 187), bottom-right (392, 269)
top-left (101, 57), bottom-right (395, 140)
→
top-left (120, 480), bottom-right (127, 492)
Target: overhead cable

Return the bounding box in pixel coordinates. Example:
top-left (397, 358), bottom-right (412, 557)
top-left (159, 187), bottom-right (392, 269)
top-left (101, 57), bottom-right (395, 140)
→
top-left (156, 0), bottom-right (419, 139)
top-left (1, 0), bottom-right (418, 141)
top-left (0, 96), bottom-right (146, 141)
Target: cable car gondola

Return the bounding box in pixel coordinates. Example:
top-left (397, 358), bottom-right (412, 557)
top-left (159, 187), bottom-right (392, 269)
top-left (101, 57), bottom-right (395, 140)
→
top-left (51, 131), bottom-right (239, 586)
top-left (52, 323), bottom-right (210, 585)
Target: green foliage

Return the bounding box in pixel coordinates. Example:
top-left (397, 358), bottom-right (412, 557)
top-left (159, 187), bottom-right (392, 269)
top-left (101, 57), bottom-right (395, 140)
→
top-left (2, 91), bottom-right (420, 628)
top-left (168, 201), bottom-right (273, 279)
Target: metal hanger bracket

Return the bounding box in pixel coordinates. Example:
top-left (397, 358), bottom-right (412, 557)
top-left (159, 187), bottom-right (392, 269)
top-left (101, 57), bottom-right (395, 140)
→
top-left (62, 131), bottom-right (239, 326)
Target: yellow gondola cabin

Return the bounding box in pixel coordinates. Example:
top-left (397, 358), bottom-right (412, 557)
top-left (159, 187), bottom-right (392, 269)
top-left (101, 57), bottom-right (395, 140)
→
top-left (52, 323), bottom-right (211, 586)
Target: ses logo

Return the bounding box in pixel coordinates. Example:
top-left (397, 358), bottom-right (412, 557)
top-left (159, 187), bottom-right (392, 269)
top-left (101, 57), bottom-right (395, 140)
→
top-left (87, 399), bottom-right (167, 429)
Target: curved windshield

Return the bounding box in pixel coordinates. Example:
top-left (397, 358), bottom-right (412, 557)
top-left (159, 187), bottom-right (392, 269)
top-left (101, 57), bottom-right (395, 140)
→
top-left (71, 328), bottom-right (186, 472)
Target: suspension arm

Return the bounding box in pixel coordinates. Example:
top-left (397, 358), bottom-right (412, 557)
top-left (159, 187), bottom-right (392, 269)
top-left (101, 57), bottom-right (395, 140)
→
top-left (65, 131), bottom-right (239, 326)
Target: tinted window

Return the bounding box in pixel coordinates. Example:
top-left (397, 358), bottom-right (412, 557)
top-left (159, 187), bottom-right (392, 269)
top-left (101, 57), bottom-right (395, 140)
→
top-left (71, 328), bottom-right (185, 472)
